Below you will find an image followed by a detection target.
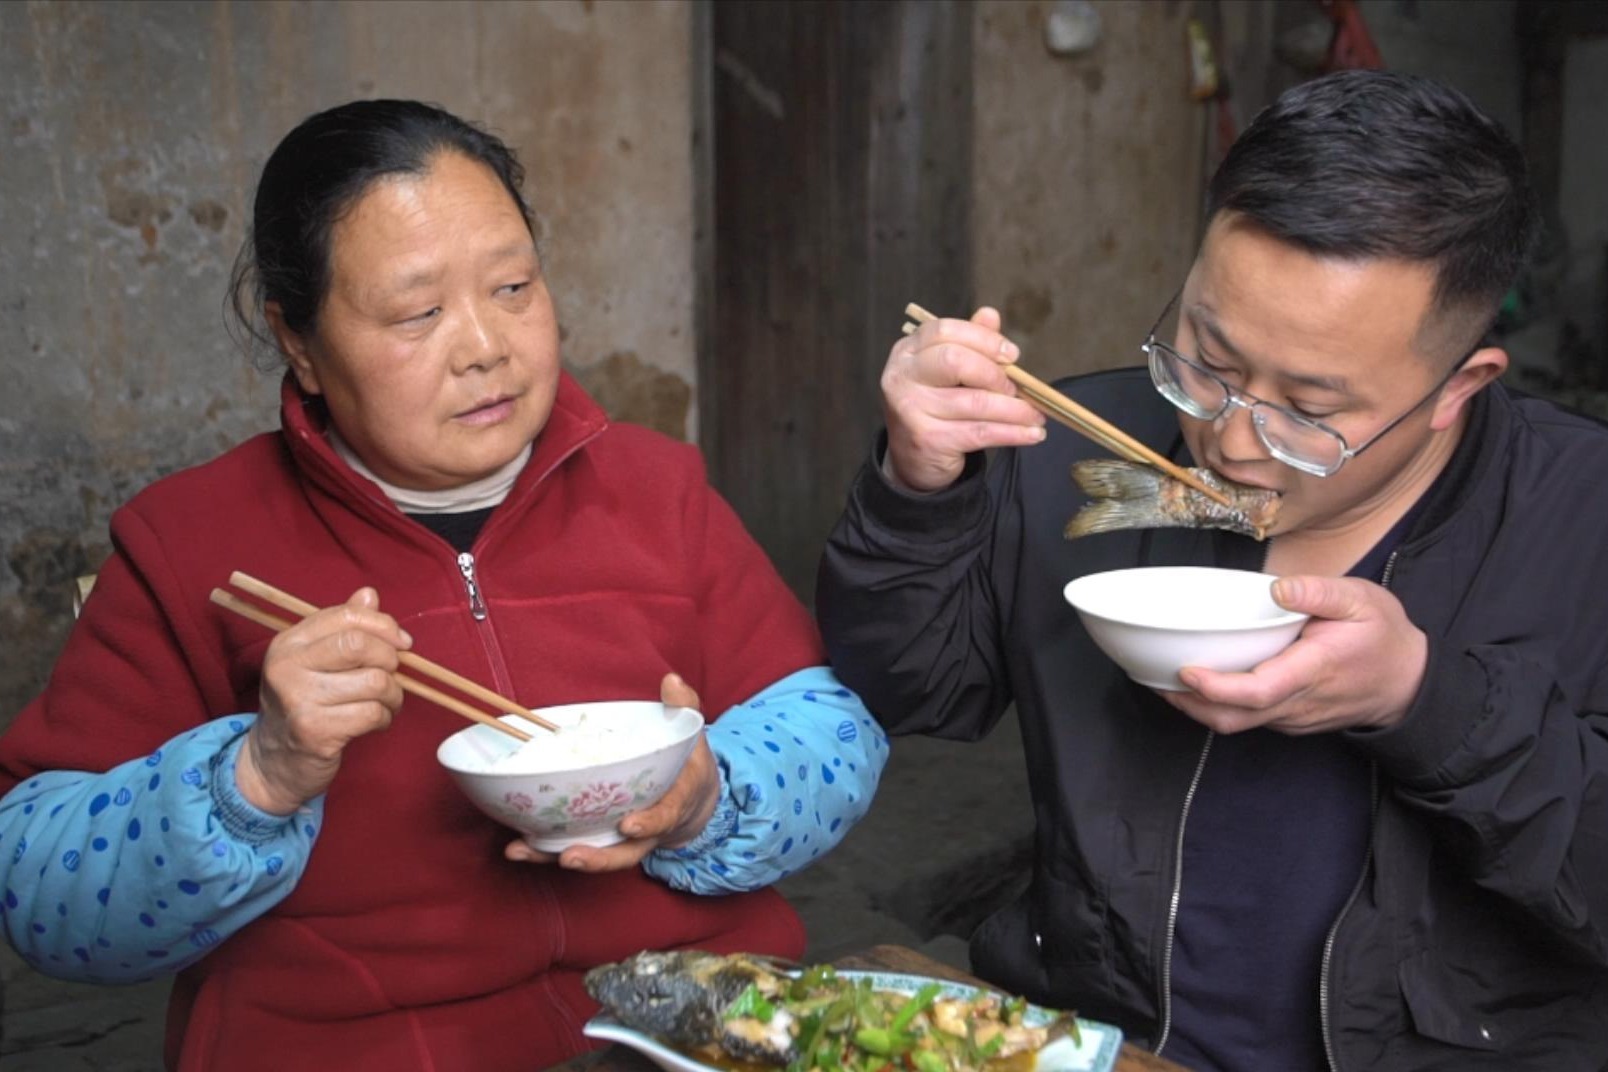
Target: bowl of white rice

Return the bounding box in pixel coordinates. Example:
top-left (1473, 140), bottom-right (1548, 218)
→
top-left (436, 701), bottom-right (705, 852)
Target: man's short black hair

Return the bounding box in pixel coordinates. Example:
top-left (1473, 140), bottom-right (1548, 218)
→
top-left (1207, 70), bottom-right (1538, 349)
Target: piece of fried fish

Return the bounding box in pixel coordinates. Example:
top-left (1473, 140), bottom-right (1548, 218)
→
top-left (584, 950), bottom-right (797, 1064)
top-left (1066, 459), bottom-right (1280, 541)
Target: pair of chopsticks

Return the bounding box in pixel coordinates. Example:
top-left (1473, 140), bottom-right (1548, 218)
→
top-left (210, 571), bottom-right (555, 741)
top-left (902, 302), bottom-right (1233, 507)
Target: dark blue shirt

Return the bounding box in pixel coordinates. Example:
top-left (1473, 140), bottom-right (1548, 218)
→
top-left (1160, 507), bottom-right (1421, 1072)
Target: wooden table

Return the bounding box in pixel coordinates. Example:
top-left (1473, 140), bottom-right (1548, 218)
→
top-left (555, 943), bottom-right (1188, 1072)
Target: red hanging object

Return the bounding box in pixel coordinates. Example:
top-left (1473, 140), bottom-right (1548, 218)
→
top-left (1320, 0), bottom-right (1384, 71)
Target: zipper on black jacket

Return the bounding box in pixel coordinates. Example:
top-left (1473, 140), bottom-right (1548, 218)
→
top-left (1153, 730), bottom-right (1214, 1057)
top-left (1155, 532), bottom-right (1270, 1056)
top-left (1318, 547), bottom-right (1400, 1072)
top-left (1320, 766), bottom-right (1381, 1072)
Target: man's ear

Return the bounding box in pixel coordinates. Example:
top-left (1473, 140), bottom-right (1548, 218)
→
top-left (265, 302), bottom-right (322, 396)
top-left (1429, 346), bottom-right (1506, 431)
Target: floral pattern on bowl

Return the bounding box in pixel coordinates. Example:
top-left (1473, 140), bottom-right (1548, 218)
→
top-left (493, 768), bottom-right (666, 828)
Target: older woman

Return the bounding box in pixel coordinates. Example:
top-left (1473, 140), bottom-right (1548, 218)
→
top-left (0, 100), bottom-right (885, 1071)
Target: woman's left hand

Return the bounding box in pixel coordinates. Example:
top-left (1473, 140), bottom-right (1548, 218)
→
top-left (503, 672), bottom-right (724, 871)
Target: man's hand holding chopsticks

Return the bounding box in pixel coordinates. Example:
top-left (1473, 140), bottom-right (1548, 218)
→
top-left (882, 306), bottom-right (1046, 492)
top-left (237, 587), bottom-right (414, 816)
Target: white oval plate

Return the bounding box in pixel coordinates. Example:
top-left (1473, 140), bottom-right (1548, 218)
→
top-left (582, 969), bottom-right (1125, 1072)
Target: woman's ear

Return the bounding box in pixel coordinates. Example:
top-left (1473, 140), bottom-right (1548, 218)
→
top-left (1429, 346), bottom-right (1507, 431)
top-left (265, 301), bottom-right (322, 396)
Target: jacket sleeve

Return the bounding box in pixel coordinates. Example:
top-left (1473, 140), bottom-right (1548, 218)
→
top-left (814, 439), bottom-right (1015, 740)
top-left (0, 501), bottom-right (304, 982)
top-left (1353, 638), bottom-right (1608, 967)
top-left (633, 449), bottom-right (890, 892)
top-left (643, 667), bottom-right (886, 894)
top-left (0, 714), bottom-right (318, 983)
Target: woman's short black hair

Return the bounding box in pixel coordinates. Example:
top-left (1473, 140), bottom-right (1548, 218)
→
top-left (1207, 70), bottom-right (1538, 349)
top-left (230, 99), bottom-right (534, 344)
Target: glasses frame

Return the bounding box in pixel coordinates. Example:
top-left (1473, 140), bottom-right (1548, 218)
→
top-left (1141, 293), bottom-right (1472, 478)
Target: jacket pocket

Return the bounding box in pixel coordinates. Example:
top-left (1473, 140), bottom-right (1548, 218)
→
top-left (970, 891), bottom-right (1053, 1002)
top-left (1397, 952), bottom-right (1502, 1052)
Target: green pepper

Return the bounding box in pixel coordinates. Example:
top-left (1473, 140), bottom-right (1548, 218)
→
top-left (851, 984), bottom-right (880, 1034)
top-left (889, 983), bottom-right (943, 1034)
top-left (854, 1027), bottom-right (916, 1057)
top-left (724, 983), bottom-right (776, 1023)
top-left (794, 1012), bottom-right (827, 1062)
top-left (790, 964), bottom-right (838, 1000)
top-left (821, 993), bottom-right (856, 1034)
top-left (912, 1049), bottom-right (949, 1072)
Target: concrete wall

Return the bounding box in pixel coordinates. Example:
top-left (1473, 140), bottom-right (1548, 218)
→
top-left (0, 0), bottom-right (696, 723)
top-left (1360, 0), bottom-right (1521, 135)
top-left (968, 0), bottom-right (1543, 382)
top-left (972, 0), bottom-right (1209, 378)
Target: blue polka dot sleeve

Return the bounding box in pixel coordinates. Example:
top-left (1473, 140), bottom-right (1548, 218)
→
top-left (0, 714), bottom-right (319, 983)
top-left (643, 666), bottom-right (887, 894)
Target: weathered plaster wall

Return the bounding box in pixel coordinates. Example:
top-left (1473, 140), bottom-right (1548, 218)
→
top-left (972, 0), bottom-right (1209, 378)
top-left (1359, 0), bottom-right (1521, 135)
top-left (0, 0), bottom-right (695, 723)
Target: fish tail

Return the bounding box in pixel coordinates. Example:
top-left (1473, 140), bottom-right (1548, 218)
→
top-left (1071, 459), bottom-right (1165, 501)
top-left (1064, 499), bottom-right (1170, 539)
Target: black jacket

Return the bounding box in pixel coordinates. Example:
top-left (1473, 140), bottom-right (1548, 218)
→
top-left (817, 370), bottom-right (1608, 1070)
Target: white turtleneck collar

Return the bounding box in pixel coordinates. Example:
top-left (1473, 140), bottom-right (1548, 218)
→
top-left (329, 429), bottom-right (533, 515)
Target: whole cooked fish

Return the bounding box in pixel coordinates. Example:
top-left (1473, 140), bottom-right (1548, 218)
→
top-left (1065, 459), bottom-right (1280, 541)
top-left (584, 950), bottom-right (797, 1063)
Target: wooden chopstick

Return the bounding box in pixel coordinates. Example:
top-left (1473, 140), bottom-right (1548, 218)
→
top-left (209, 590), bottom-right (533, 741)
top-left (210, 581), bottom-right (546, 742)
top-left (906, 316), bottom-right (1153, 464)
top-left (903, 303), bottom-right (1234, 507)
top-left (228, 572), bottom-right (555, 733)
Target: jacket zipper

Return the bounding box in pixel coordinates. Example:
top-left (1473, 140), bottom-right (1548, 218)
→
top-left (1153, 730), bottom-right (1214, 1056)
top-left (446, 429), bottom-right (603, 702)
top-left (456, 549), bottom-right (519, 699)
top-left (457, 552), bottom-right (488, 620)
top-left (1319, 546), bottom-right (1399, 1072)
top-left (1320, 766), bottom-right (1381, 1071)
top-left (1156, 536), bottom-right (1273, 1055)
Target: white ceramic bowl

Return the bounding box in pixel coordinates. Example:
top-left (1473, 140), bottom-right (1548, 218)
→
top-left (436, 701), bottom-right (704, 852)
top-left (1062, 567), bottom-right (1309, 691)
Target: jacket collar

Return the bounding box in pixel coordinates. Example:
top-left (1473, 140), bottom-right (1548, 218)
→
top-left (1400, 382), bottom-right (1506, 549)
top-left (278, 370), bottom-right (609, 543)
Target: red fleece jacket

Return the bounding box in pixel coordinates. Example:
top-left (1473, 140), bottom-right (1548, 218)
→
top-left (0, 373), bottom-right (818, 1071)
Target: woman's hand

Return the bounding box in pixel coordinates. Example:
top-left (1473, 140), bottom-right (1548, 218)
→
top-left (236, 587), bottom-right (412, 815)
top-left (504, 672), bottom-right (722, 871)
top-left (882, 306), bottom-right (1045, 492)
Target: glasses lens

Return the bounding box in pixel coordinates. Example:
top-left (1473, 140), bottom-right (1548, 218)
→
top-left (1252, 408), bottom-right (1345, 476)
top-left (1149, 344), bottom-right (1226, 420)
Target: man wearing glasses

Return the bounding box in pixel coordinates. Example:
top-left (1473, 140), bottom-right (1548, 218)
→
top-left (817, 70), bottom-right (1608, 1071)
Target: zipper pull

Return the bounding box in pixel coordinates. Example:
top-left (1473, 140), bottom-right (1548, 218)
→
top-left (457, 552), bottom-right (487, 621)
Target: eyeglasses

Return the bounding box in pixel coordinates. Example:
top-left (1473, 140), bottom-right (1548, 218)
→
top-left (1141, 294), bottom-right (1469, 478)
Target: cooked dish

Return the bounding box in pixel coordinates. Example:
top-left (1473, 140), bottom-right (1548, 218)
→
top-left (585, 951), bottom-right (1080, 1072)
